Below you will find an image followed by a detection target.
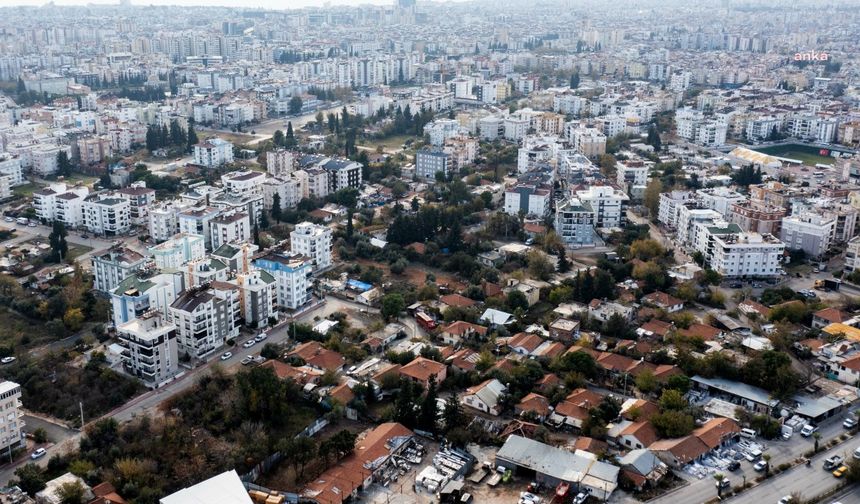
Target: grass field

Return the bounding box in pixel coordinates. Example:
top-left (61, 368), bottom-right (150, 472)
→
top-left (361, 134), bottom-right (420, 152)
top-left (753, 144), bottom-right (836, 166)
top-left (13, 182), bottom-right (43, 197)
top-left (66, 243), bottom-right (93, 261)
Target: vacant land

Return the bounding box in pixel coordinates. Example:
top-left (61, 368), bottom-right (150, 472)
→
top-left (13, 182), bottom-right (43, 197)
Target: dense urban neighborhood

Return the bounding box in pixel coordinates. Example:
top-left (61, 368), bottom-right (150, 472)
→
top-left (0, 1), bottom-right (860, 504)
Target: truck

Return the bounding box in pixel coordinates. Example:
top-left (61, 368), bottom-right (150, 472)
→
top-left (814, 279), bottom-right (841, 291)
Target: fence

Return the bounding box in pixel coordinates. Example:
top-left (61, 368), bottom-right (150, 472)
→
top-left (239, 417), bottom-right (329, 484)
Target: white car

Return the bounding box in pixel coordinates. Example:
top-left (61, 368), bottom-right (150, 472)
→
top-left (27, 222), bottom-right (36, 227)
top-left (1, 356), bottom-right (15, 364)
top-left (3, 217), bottom-right (12, 222)
top-left (573, 493), bottom-right (588, 504)
top-left (778, 497), bottom-right (793, 504)
top-left (754, 460), bottom-right (768, 472)
top-left (242, 340), bottom-right (256, 349)
top-left (30, 448), bottom-right (46, 460)
top-left (220, 352), bottom-right (232, 361)
top-left (254, 333), bottom-right (268, 343)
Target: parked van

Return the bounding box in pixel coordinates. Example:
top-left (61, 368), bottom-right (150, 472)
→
top-left (740, 428), bottom-right (757, 439)
top-left (15, 217), bottom-right (28, 225)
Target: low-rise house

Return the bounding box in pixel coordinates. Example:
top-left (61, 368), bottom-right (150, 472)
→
top-left (650, 435), bottom-right (710, 468)
top-left (693, 417), bottom-right (740, 451)
top-left (508, 332), bottom-right (544, 355)
top-left (288, 342), bottom-right (345, 372)
top-left (636, 319), bottom-right (674, 339)
top-left (447, 348), bottom-right (481, 372)
top-left (480, 308), bottom-right (515, 326)
top-left (589, 299), bottom-right (635, 322)
top-left (616, 421), bottom-right (659, 450)
top-left (160, 470), bottom-right (250, 504)
top-left (549, 318), bottom-right (580, 342)
top-left (37, 473), bottom-right (95, 504)
top-left (549, 388), bottom-right (605, 429)
top-left (619, 449), bottom-right (669, 492)
top-left (641, 291), bottom-right (684, 313)
top-left (679, 323), bottom-right (723, 341)
top-left (813, 307), bottom-right (850, 330)
top-left (439, 321), bottom-right (488, 346)
top-left (515, 392), bottom-right (551, 421)
top-left (620, 398), bottom-right (660, 421)
top-left (738, 299), bottom-right (771, 319)
top-left (399, 357), bottom-right (447, 389)
top-left (438, 293), bottom-right (477, 312)
top-left (461, 379), bottom-right (508, 416)
top-left (532, 341), bottom-right (567, 360)
top-left (260, 360), bottom-right (323, 386)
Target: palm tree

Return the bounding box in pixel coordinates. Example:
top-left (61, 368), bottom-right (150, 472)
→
top-left (813, 432), bottom-right (821, 453)
top-left (762, 453), bottom-right (771, 477)
top-left (714, 473), bottom-right (726, 497)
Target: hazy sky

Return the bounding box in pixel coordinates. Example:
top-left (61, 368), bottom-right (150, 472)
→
top-left (5, 0), bottom-right (399, 7)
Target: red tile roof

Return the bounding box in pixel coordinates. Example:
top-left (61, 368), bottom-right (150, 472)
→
top-left (439, 293), bottom-right (477, 308)
top-left (642, 291), bottom-right (683, 308)
top-left (693, 418), bottom-right (740, 450)
top-left (516, 393), bottom-right (551, 417)
top-left (399, 357), bottom-right (446, 383)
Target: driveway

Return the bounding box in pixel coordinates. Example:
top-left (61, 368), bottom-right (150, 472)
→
top-left (21, 414), bottom-right (78, 444)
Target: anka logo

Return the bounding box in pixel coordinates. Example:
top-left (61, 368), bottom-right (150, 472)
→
top-left (794, 50), bottom-right (829, 61)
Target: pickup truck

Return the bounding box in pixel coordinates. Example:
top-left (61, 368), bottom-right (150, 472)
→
top-left (800, 424), bottom-right (818, 437)
top-left (824, 455), bottom-right (844, 471)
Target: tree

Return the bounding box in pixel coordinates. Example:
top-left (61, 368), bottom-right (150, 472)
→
top-left (506, 290), bottom-right (529, 312)
top-left (13, 463), bottom-right (46, 495)
top-left (646, 125), bottom-right (662, 151)
top-left (570, 72), bottom-right (580, 89)
top-left (57, 481), bottom-right (85, 504)
top-left (33, 428), bottom-right (48, 444)
top-left (57, 150), bottom-right (73, 176)
top-left (285, 122), bottom-right (297, 148)
top-left (289, 96), bottom-right (303, 115)
top-left (48, 221), bottom-right (68, 263)
top-left (279, 436), bottom-right (316, 481)
top-left (186, 120), bottom-right (199, 151)
top-left (659, 389), bottom-right (687, 410)
top-left (63, 307), bottom-right (85, 331)
top-left (271, 193), bottom-right (282, 223)
top-left (381, 293), bottom-right (405, 321)
top-left (253, 223), bottom-right (260, 245)
top-left (442, 395), bottom-right (465, 434)
top-left (813, 431), bottom-right (821, 453)
top-left (651, 410), bottom-right (695, 438)
top-left (635, 370), bottom-right (658, 395)
top-left (527, 249), bottom-right (555, 281)
top-left (714, 473), bottom-right (725, 497)
top-left (272, 129), bottom-right (285, 147)
top-left (418, 376), bottom-right (439, 433)
top-left (762, 453), bottom-right (771, 477)
top-left (555, 246), bottom-right (570, 273)
top-left (643, 178), bottom-right (663, 217)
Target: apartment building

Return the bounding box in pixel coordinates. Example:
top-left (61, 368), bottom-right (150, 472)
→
top-left (568, 127), bottom-right (607, 158)
top-left (657, 191), bottom-right (695, 229)
top-left (83, 195), bottom-right (131, 236)
top-left (504, 184), bottom-right (552, 218)
top-left (210, 212), bottom-right (251, 250)
top-left (237, 270), bottom-right (276, 329)
top-left (0, 153), bottom-right (24, 186)
top-left (415, 148), bottom-right (450, 181)
top-left (675, 107), bottom-right (727, 147)
top-left (728, 202), bottom-right (786, 236)
top-left (698, 187), bottom-right (746, 217)
top-left (290, 221), bottom-right (332, 271)
top-left (555, 198), bottom-right (596, 247)
top-left (118, 182), bottom-right (156, 226)
top-left (149, 233), bottom-right (206, 270)
top-left (694, 223), bottom-right (785, 277)
top-left (31, 144), bottom-right (71, 176)
top-left (33, 183), bottom-right (89, 227)
top-left (110, 271), bottom-right (185, 328)
top-left (423, 119), bottom-right (463, 146)
top-left (253, 253), bottom-right (313, 310)
top-left (266, 148), bottom-right (297, 177)
top-left (845, 236), bottom-right (860, 272)
top-left (170, 286), bottom-right (238, 360)
top-left (575, 185), bottom-right (630, 229)
top-left (116, 312), bottom-right (179, 386)
top-left (616, 162), bottom-right (648, 199)
top-left (0, 381), bottom-right (25, 453)
top-left (148, 201), bottom-right (192, 243)
top-left (780, 214), bottom-right (836, 259)
top-left (192, 138), bottom-right (234, 168)
top-left (76, 135), bottom-right (113, 166)
top-left (221, 170), bottom-right (265, 199)
top-left (263, 176), bottom-right (302, 210)
top-left (92, 246), bottom-right (147, 293)
top-left (178, 206), bottom-right (222, 250)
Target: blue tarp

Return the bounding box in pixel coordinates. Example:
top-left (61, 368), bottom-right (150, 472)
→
top-left (346, 279), bottom-right (373, 292)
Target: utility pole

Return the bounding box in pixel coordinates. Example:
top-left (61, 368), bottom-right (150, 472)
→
top-left (79, 401), bottom-right (84, 427)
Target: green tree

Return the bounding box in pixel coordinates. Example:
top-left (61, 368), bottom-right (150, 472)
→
top-left (643, 178), bottom-right (663, 216)
top-left (506, 290), bottom-right (529, 312)
top-left (186, 120), bottom-right (199, 151)
top-left (381, 293), bottom-right (405, 321)
top-left (659, 389), bottom-right (687, 410)
top-left (646, 125), bottom-right (662, 151)
top-left (48, 221), bottom-right (69, 263)
top-left (279, 436), bottom-right (317, 481)
top-left (13, 463), bottom-right (46, 496)
top-left (273, 129), bottom-right (285, 147)
top-left (57, 150), bottom-right (73, 176)
top-left (271, 193), bottom-right (282, 223)
top-left (289, 96), bottom-right (303, 115)
top-left (442, 395), bottom-right (465, 433)
top-left (635, 370), bottom-right (659, 394)
top-left (527, 249), bottom-right (555, 280)
top-left (651, 410), bottom-right (695, 437)
top-left (57, 481), bottom-right (85, 504)
top-left (418, 376), bottom-right (439, 433)
top-left (285, 122), bottom-right (297, 148)
top-left (570, 72), bottom-right (580, 89)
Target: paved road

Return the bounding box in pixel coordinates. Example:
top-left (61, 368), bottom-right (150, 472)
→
top-left (21, 414), bottom-right (77, 444)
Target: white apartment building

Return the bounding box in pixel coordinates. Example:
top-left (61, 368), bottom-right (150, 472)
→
top-left (504, 184), bottom-right (552, 218)
top-left (575, 185), bottom-right (630, 229)
top-left (92, 247), bottom-right (147, 293)
top-left (553, 93), bottom-right (586, 116)
top-left (555, 198), bottom-right (596, 247)
top-left (148, 201), bottom-right (192, 243)
top-left (0, 153), bottom-right (24, 186)
top-left (657, 191), bottom-right (695, 229)
top-left (504, 117), bottom-right (529, 141)
top-left (33, 183), bottom-right (89, 227)
top-left (676, 206), bottom-right (722, 246)
top-left (697, 187), bottom-right (747, 217)
top-left (149, 233), bottom-right (206, 270)
top-left (616, 163), bottom-right (649, 199)
top-left (844, 236), bottom-right (860, 273)
top-left (290, 221), bottom-right (332, 270)
top-left (170, 287), bottom-right (238, 360)
top-left (83, 195), bottom-right (131, 236)
top-left (210, 212), bottom-right (251, 250)
top-left (423, 119), bottom-right (463, 146)
top-left (263, 176), bottom-right (302, 210)
top-left (221, 170), bottom-right (265, 199)
top-left (111, 271), bottom-right (185, 328)
top-left (0, 381), bottom-right (25, 453)
top-left (745, 116), bottom-right (782, 141)
top-left (117, 312), bottom-right (179, 386)
top-left (517, 145), bottom-right (553, 174)
top-left (118, 183), bottom-right (156, 226)
top-left (780, 214), bottom-right (836, 259)
top-left (675, 107), bottom-right (727, 147)
top-left (237, 270), bottom-right (276, 329)
top-left (266, 148), bottom-right (297, 177)
top-left (694, 223), bottom-right (785, 277)
top-left (0, 175), bottom-right (11, 200)
top-left (567, 126), bottom-right (607, 158)
top-left (193, 138), bottom-right (234, 168)
top-left (178, 206), bottom-right (222, 250)
top-left (254, 253), bottom-right (313, 310)
top-left (31, 144), bottom-right (71, 176)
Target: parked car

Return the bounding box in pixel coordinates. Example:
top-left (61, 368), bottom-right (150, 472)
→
top-left (800, 424), bottom-right (818, 437)
top-left (81, 234), bottom-right (89, 239)
top-left (254, 332), bottom-right (268, 343)
top-left (715, 478), bottom-right (731, 490)
top-left (844, 417), bottom-right (857, 429)
top-left (754, 460), bottom-right (768, 472)
top-left (30, 448), bottom-right (46, 459)
top-left (240, 356), bottom-right (253, 366)
top-left (727, 460), bottom-right (741, 471)
top-left (824, 455), bottom-right (844, 470)
top-left (572, 493), bottom-right (588, 504)
top-left (854, 446), bottom-right (860, 460)
top-left (220, 352), bottom-right (232, 361)
top-left (242, 339), bottom-right (256, 349)
top-left (1, 356), bottom-right (15, 364)
top-left (833, 465), bottom-right (849, 478)
top-left (3, 217), bottom-right (12, 222)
